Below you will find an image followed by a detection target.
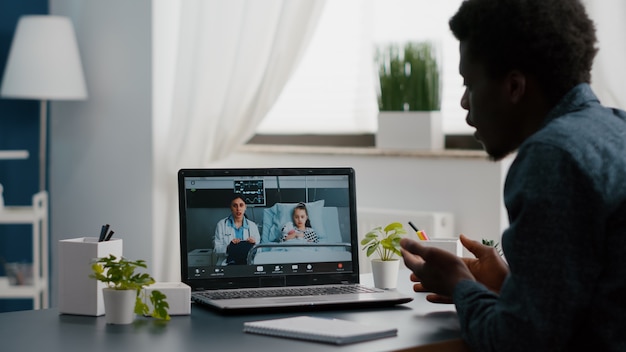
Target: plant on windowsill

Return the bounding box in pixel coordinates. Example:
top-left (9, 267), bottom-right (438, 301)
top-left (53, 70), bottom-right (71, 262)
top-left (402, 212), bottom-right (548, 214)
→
top-left (376, 42), bottom-right (440, 112)
top-left (361, 222), bottom-right (407, 289)
top-left (374, 41), bottom-right (443, 150)
top-left (90, 254), bottom-right (170, 324)
top-left (481, 238), bottom-right (504, 256)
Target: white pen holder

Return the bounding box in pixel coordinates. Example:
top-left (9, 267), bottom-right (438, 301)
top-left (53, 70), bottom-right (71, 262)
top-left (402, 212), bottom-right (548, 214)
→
top-left (58, 237), bottom-right (123, 316)
top-left (420, 238), bottom-right (462, 256)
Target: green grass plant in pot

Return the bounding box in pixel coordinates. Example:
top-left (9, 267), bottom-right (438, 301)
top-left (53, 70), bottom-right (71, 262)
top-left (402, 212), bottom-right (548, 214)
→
top-left (90, 254), bottom-right (170, 324)
top-left (361, 222), bottom-right (407, 289)
top-left (376, 41), bottom-right (440, 112)
top-left (375, 41), bottom-right (443, 150)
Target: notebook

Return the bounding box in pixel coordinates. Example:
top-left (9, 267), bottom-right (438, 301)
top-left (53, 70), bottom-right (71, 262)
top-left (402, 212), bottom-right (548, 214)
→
top-left (178, 167), bottom-right (413, 313)
top-left (243, 315), bottom-right (398, 345)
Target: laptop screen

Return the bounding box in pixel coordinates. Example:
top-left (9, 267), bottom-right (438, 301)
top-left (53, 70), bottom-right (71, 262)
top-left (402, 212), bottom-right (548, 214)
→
top-left (178, 168), bottom-right (360, 290)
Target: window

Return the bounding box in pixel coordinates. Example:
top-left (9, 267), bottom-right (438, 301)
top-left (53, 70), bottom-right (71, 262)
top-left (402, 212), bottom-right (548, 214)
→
top-left (256, 0), bottom-right (470, 136)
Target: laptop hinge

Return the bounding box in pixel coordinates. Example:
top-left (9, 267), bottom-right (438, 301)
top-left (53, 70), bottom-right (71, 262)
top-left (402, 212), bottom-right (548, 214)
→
top-left (260, 276), bottom-right (287, 287)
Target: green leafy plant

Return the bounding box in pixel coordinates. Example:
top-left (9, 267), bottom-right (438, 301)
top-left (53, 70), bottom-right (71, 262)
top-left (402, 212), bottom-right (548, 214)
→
top-left (375, 41), bottom-right (441, 111)
top-left (481, 239), bottom-right (504, 257)
top-left (361, 222), bottom-right (408, 261)
top-left (90, 254), bottom-right (170, 321)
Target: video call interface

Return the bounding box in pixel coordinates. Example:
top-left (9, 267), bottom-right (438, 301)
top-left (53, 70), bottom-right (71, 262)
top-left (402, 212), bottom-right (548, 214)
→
top-left (182, 174), bottom-right (354, 280)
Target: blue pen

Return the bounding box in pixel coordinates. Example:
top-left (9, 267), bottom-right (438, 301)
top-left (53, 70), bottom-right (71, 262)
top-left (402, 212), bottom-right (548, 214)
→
top-left (98, 225), bottom-right (107, 242)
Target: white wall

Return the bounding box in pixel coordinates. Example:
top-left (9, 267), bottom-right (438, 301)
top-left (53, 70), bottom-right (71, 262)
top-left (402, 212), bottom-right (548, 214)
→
top-left (209, 149), bottom-right (512, 250)
top-left (209, 149), bottom-right (511, 274)
top-left (49, 0), bottom-right (152, 305)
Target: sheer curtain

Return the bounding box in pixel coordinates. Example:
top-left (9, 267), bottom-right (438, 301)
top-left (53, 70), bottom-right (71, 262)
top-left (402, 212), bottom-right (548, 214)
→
top-left (153, 0), bottom-right (326, 281)
top-left (584, 0), bottom-right (626, 110)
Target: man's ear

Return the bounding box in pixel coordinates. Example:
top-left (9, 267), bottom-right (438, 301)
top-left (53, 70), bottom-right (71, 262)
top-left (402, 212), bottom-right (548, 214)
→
top-left (506, 70), bottom-right (526, 104)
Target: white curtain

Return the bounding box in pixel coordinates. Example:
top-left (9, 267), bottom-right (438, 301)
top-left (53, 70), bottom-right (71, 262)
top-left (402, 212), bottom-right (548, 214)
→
top-left (153, 0), bottom-right (326, 281)
top-left (584, 0), bottom-right (626, 110)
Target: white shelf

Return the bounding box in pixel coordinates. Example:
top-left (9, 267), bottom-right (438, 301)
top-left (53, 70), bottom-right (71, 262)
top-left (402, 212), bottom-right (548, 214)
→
top-left (0, 191), bottom-right (48, 309)
top-left (0, 277), bottom-right (47, 298)
top-left (0, 206), bottom-right (41, 223)
top-left (0, 150), bottom-right (29, 160)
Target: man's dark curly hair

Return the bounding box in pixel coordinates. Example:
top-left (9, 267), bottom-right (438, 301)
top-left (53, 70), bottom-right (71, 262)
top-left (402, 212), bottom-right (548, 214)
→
top-left (449, 0), bottom-right (598, 105)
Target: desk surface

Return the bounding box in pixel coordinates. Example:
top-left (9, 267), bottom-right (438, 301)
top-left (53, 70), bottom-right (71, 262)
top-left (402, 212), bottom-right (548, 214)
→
top-left (0, 272), bottom-right (468, 352)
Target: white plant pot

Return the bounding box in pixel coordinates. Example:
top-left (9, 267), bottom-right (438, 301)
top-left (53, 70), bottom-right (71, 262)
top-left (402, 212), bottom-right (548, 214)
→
top-left (376, 111), bottom-right (443, 150)
top-left (102, 288), bottom-right (136, 324)
top-left (370, 259), bottom-right (400, 289)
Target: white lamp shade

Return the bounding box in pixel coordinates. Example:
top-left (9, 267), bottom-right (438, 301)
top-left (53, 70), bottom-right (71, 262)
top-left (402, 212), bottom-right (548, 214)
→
top-left (1, 15), bottom-right (87, 100)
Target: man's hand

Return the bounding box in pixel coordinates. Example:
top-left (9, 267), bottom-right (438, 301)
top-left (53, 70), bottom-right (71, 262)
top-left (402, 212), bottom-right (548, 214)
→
top-left (401, 238), bottom-right (475, 300)
top-left (402, 234), bottom-right (509, 304)
top-left (459, 234), bottom-right (509, 294)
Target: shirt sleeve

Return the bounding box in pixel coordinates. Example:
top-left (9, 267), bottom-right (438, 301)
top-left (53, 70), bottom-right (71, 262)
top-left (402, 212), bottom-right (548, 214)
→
top-left (453, 142), bottom-right (599, 351)
top-left (303, 227), bottom-right (318, 243)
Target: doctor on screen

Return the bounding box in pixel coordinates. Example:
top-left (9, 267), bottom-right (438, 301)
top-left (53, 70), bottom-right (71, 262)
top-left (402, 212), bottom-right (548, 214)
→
top-left (214, 195), bottom-right (260, 264)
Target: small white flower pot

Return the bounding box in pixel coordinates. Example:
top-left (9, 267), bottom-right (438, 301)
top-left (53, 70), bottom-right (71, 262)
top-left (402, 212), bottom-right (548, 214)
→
top-left (370, 259), bottom-right (400, 289)
top-left (102, 288), bottom-right (136, 324)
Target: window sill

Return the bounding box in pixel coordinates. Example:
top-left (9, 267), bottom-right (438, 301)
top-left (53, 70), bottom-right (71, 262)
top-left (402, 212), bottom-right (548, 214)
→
top-left (243, 133), bottom-right (487, 159)
top-left (238, 144), bottom-right (488, 159)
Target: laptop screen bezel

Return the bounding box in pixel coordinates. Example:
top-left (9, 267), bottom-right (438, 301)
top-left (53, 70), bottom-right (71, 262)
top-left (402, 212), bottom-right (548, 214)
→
top-left (177, 167), bottom-right (361, 290)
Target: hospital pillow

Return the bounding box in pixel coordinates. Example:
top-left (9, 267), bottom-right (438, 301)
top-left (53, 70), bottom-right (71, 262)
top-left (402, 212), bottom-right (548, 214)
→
top-left (262, 200), bottom-right (326, 243)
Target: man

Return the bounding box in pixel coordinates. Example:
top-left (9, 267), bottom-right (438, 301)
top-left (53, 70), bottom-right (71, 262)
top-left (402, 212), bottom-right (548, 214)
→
top-left (400, 0), bottom-right (626, 351)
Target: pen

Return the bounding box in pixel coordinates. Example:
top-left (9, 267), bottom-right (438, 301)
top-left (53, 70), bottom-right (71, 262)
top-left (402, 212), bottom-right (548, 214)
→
top-left (98, 224), bottom-right (107, 242)
top-left (408, 221), bottom-right (429, 241)
top-left (104, 230), bottom-right (115, 241)
top-left (104, 224), bottom-right (110, 241)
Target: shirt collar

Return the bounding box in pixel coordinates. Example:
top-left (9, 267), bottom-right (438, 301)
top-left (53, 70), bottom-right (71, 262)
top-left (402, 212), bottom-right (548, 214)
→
top-left (543, 83), bottom-right (599, 126)
top-left (227, 215), bottom-right (249, 229)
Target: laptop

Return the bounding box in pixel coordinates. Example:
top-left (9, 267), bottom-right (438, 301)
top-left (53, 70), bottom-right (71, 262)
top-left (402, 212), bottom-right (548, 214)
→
top-left (178, 167), bottom-right (413, 313)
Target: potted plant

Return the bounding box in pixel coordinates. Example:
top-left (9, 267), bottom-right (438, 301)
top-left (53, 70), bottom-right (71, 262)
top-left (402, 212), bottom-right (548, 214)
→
top-left (374, 41), bottom-right (443, 150)
top-left (482, 238), bottom-right (504, 256)
top-left (90, 254), bottom-right (170, 324)
top-left (361, 222), bottom-right (407, 289)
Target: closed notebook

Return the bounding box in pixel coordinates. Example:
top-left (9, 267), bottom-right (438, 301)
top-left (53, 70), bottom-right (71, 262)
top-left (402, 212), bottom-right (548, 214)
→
top-left (243, 315), bottom-right (397, 345)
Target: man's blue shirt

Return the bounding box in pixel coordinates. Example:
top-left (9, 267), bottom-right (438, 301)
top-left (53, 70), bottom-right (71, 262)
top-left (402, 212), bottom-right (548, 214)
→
top-left (454, 84), bottom-right (626, 352)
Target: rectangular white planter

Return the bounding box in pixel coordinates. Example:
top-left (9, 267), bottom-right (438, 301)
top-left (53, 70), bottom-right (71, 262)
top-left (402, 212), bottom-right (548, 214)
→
top-left (376, 111), bottom-right (444, 150)
top-left (58, 237), bottom-right (123, 316)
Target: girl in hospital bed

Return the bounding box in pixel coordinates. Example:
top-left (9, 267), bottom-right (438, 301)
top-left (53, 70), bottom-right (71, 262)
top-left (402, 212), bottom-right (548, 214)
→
top-left (280, 202), bottom-right (318, 243)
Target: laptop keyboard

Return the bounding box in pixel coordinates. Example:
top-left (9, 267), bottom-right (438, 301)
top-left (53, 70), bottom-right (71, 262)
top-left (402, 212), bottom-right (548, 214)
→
top-left (195, 285), bottom-right (380, 300)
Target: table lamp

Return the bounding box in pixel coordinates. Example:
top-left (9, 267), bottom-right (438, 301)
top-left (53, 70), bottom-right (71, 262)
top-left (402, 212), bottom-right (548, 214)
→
top-left (1, 15), bottom-right (88, 191)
